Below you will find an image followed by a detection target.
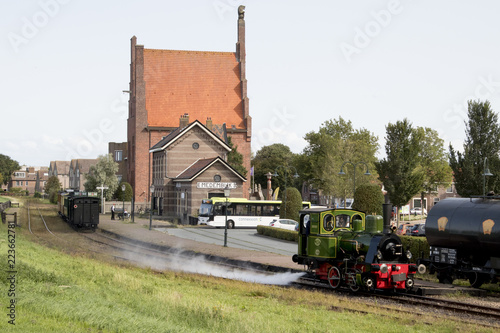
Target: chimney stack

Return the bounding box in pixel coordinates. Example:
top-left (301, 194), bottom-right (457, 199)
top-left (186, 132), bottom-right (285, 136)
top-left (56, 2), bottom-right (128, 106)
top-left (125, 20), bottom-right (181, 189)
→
top-left (206, 117), bottom-right (213, 131)
top-left (179, 113), bottom-right (189, 128)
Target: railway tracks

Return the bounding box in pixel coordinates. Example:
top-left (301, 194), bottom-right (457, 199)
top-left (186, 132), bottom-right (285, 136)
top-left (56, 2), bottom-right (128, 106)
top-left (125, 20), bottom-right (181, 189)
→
top-left (295, 276), bottom-right (500, 329)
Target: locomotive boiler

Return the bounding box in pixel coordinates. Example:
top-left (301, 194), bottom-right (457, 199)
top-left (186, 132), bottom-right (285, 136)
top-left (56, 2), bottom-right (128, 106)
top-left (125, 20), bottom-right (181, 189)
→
top-left (422, 197), bottom-right (500, 287)
top-left (292, 207), bottom-right (419, 292)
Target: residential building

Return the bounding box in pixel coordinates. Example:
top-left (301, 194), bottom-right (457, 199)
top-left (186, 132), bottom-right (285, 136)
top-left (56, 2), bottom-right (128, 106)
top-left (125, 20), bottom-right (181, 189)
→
top-left (48, 161), bottom-right (70, 190)
top-left (69, 159), bottom-right (98, 191)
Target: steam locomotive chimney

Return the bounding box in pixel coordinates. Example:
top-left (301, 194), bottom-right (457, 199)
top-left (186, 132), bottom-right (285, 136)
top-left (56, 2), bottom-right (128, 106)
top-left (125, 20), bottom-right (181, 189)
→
top-left (382, 203), bottom-right (393, 233)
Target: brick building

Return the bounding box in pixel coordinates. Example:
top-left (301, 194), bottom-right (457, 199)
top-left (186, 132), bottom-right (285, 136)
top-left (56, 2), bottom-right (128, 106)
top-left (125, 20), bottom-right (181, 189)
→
top-left (150, 119), bottom-right (246, 220)
top-left (127, 6), bottom-right (251, 205)
top-left (9, 166), bottom-right (48, 195)
top-left (108, 142), bottom-right (128, 183)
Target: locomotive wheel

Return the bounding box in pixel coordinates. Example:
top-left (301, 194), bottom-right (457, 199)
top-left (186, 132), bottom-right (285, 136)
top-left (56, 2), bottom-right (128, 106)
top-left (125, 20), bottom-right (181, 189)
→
top-left (327, 266), bottom-right (341, 289)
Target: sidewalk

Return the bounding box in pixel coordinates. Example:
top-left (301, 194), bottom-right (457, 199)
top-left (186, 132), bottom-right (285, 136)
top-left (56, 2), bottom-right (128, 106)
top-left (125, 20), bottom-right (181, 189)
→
top-left (98, 213), bottom-right (300, 271)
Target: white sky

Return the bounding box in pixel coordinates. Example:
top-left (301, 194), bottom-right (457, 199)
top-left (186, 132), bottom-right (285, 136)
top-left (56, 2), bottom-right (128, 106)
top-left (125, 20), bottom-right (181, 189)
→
top-left (3, 0), bottom-right (500, 167)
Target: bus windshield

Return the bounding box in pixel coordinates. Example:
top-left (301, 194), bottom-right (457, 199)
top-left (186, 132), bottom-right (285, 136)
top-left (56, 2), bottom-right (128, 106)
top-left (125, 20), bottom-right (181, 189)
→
top-left (199, 202), bottom-right (213, 217)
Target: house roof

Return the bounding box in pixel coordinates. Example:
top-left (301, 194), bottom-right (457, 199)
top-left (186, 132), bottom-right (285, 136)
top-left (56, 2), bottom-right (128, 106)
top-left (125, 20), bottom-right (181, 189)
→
top-left (143, 49), bottom-right (244, 129)
top-left (150, 120), bottom-right (231, 153)
top-left (175, 157), bottom-right (246, 182)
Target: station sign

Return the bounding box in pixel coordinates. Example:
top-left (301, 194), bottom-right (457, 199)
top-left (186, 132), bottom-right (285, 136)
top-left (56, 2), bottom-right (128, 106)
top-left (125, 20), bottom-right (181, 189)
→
top-left (196, 182), bottom-right (237, 189)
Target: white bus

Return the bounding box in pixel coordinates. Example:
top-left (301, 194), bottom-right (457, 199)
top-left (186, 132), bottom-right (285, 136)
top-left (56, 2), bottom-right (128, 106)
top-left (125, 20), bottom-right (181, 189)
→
top-left (198, 198), bottom-right (311, 228)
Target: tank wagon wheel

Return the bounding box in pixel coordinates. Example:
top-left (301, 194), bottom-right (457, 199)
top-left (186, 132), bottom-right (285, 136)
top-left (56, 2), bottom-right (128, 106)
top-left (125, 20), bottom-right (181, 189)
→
top-left (468, 272), bottom-right (487, 289)
top-left (437, 273), bottom-right (454, 285)
top-left (327, 266), bottom-right (342, 289)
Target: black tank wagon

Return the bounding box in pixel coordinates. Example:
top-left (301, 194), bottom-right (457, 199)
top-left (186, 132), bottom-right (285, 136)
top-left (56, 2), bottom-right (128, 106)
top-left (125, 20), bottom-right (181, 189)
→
top-left (423, 197), bottom-right (500, 287)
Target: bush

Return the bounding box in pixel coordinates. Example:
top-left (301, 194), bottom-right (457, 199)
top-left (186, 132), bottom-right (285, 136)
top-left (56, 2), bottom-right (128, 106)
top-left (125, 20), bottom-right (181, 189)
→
top-left (400, 235), bottom-right (429, 263)
top-left (115, 182), bottom-right (133, 201)
top-left (352, 184), bottom-right (384, 215)
top-left (279, 187), bottom-right (302, 222)
top-left (34, 191), bottom-right (42, 198)
top-left (257, 225), bottom-right (298, 242)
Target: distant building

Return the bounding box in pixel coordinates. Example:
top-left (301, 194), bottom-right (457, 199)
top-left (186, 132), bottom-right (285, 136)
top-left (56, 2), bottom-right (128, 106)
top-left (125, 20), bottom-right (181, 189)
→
top-left (408, 182), bottom-right (460, 213)
top-left (9, 166), bottom-right (48, 195)
top-left (69, 159), bottom-right (98, 191)
top-left (127, 6), bottom-right (251, 205)
top-left (48, 161), bottom-right (70, 189)
top-left (109, 142), bottom-right (128, 183)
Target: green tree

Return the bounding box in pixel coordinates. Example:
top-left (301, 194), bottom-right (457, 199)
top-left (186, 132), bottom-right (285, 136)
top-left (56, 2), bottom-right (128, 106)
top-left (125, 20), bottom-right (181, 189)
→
top-left (449, 100), bottom-right (500, 196)
top-left (115, 182), bottom-right (133, 201)
top-left (227, 136), bottom-right (247, 178)
top-left (415, 127), bottom-right (453, 209)
top-left (302, 117), bottom-right (379, 201)
top-left (376, 119), bottom-right (424, 214)
top-left (84, 154), bottom-right (119, 201)
top-left (352, 184), bottom-right (384, 215)
top-left (251, 144), bottom-right (297, 194)
top-left (45, 176), bottom-right (62, 204)
top-left (0, 154), bottom-right (20, 186)
top-left (279, 187), bottom-right (302, 222)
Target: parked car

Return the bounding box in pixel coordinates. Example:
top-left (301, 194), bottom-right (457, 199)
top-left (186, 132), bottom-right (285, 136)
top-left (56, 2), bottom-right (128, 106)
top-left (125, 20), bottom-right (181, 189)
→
top-left (409, 223), bottom-right (426, 236)
top-left (396, 223), bottom-right (416, 235)
top-left (410, 207), bottom-right (427, 215)
top-left (269, 218), bottom-right (298, 231)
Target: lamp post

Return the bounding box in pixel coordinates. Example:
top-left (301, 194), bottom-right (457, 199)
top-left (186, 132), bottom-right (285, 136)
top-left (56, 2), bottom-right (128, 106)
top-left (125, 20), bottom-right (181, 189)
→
top-left (273, 166), bottom-right (299, 219)
top-left (223, 185), bottom-right (231, 247)
top-left (121, 184), bottom-right (125, 217)
top-left (338, 161), bottom-right (371, 206)
top-left (149, 185), bottom-right (154, 230)
top-left (483, 157), bottom-right (493, 196)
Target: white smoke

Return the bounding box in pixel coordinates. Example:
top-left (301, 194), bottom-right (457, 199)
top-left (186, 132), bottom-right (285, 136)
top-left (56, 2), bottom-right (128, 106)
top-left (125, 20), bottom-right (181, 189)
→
top-left (121, 247), bottom-right (305, 285)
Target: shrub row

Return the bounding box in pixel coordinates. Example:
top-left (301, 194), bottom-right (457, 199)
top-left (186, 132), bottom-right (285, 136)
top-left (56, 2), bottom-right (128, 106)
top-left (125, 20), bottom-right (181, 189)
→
top-left (257, 225), bottom-right (298, 242)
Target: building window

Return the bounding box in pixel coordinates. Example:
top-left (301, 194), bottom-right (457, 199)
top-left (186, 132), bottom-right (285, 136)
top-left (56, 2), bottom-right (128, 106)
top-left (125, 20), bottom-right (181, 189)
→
top-left (14, 172), bottom-right (25, 178)
top-left (115, 150), bottom-right (123, 162)
top-left (446, 184), bottom-right (453, 193)
top-left (117, 175), bottom-right (123, 183)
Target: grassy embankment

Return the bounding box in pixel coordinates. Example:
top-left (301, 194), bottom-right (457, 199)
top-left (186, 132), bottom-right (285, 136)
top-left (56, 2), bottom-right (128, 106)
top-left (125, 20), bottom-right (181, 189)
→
top-left (0, 204), bottom-right (493, 332)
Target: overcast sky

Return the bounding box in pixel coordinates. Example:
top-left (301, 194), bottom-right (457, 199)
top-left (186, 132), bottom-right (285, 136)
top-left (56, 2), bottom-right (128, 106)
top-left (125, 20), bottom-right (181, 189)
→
top-left (3, 0), bottom-right (500, 167)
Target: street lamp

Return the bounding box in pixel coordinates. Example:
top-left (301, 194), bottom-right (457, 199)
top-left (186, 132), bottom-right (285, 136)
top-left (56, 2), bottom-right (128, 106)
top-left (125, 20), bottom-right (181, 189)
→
top-left (273, 166), bottom-right (299, 219)
top-left (149, 185), bottom-right (154, 230)
top-left (121, 184), bottom-right (126, 218)
top-left (338, 161), bottom-right (371, 206)
top-left (483, 157), bottom-right (493, 196)
top-left (223, 185), bottom-right (231, 247)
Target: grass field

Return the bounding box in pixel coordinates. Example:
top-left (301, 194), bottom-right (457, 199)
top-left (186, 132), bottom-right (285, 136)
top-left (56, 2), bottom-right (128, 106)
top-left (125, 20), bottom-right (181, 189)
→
top-left (0, 211), bottom-right (495, 332)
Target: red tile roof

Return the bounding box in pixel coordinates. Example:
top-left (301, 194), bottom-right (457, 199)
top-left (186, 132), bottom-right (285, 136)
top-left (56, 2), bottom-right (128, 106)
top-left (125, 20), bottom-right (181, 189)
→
top-left (144, 49), bottom-right (244, 129)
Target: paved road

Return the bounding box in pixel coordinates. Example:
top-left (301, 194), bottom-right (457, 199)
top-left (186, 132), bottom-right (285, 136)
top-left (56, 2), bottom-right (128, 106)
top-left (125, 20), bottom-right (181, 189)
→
top-left (156, 227), bottom-right (297, 256)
